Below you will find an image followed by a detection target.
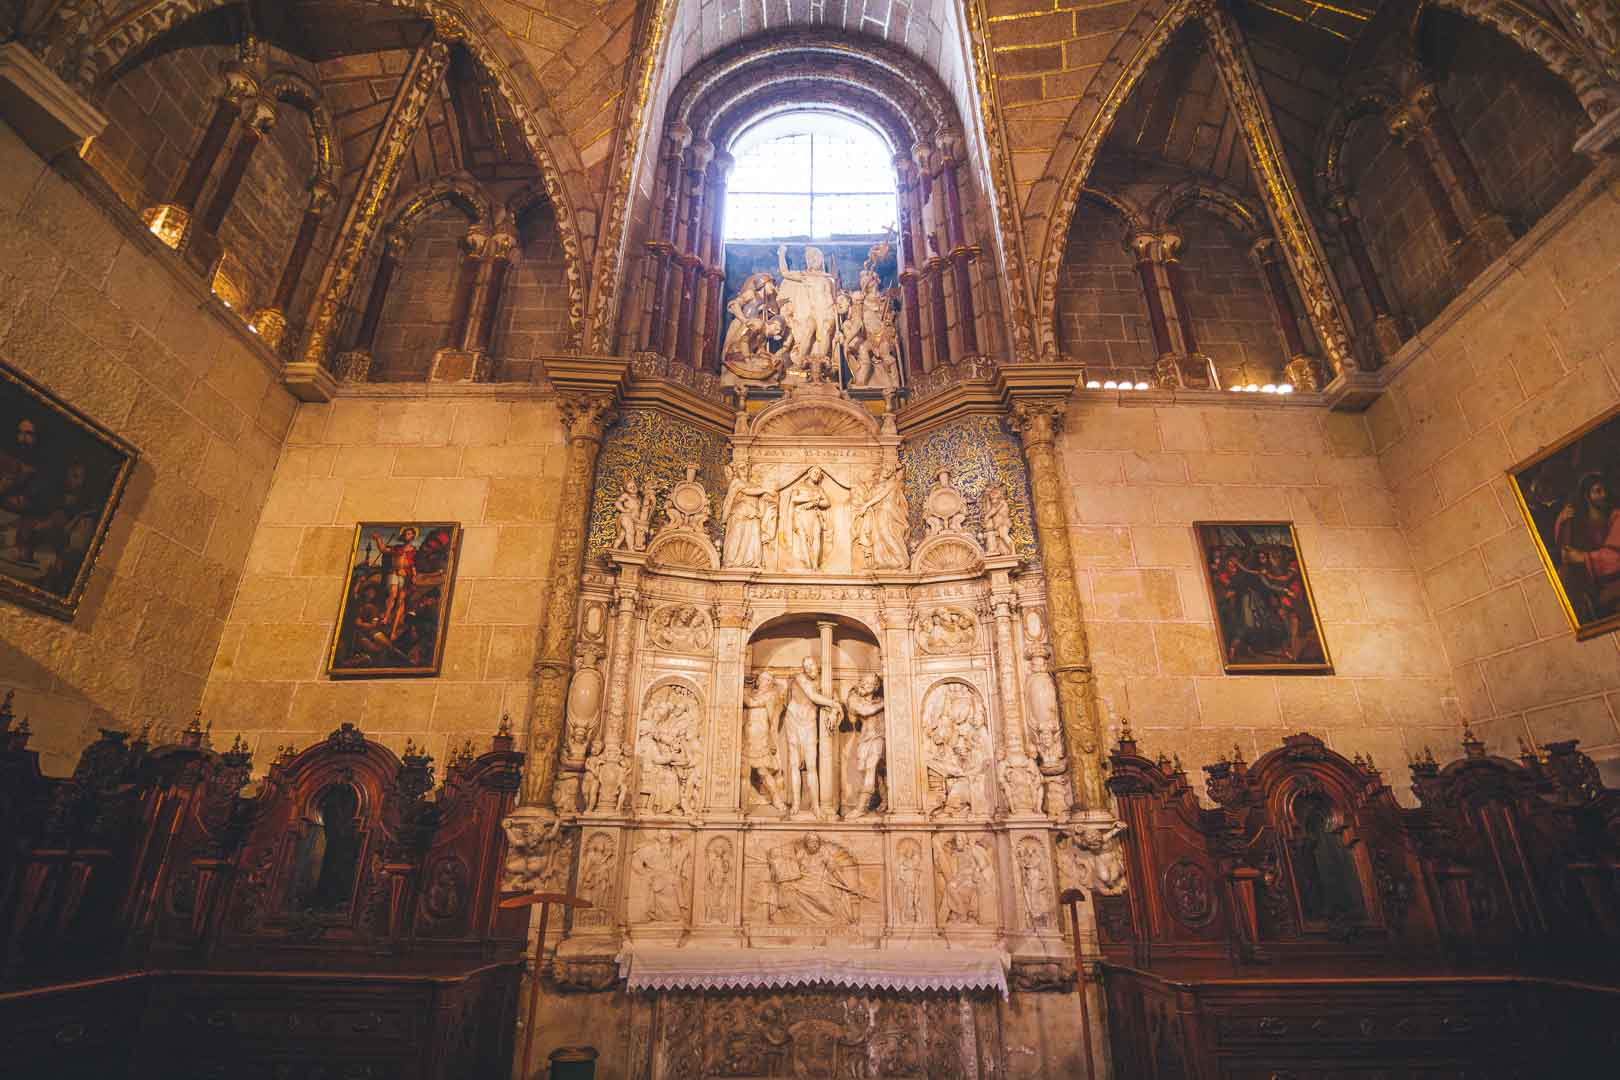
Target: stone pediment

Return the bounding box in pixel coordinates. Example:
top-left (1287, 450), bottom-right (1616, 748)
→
top-left (911, 532), bottom-right (986, 576)
top-left (645, 529), bottom-right (720, 571)
top-left (748, 390), bottom-right (880, 441)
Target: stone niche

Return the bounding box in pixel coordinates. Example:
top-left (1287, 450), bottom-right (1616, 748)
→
top-left (544, 385), bottom-right (1097, 977)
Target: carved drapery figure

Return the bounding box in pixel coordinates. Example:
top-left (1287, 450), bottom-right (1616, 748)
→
top-left (721, 462), bottom-right (772, 567)
top-left (895, 839), bottom-right (923, 924)
top-left (705, 837), bottom-right (733, 922)
top-left (841, 244), bottom-right (903, 388)
top-left (648, 604), bottom-right (714, 652)
top-left (782, 467), bottom-right (833, 571)
top-left (922, 682), bottom-right (992, 818)
top-left (1016, 836), bottom-right (1054, 930)
top-left (720, 272), bottom-right (789, 384)
top-left (850, 465), bottom-right (910, 570)
top-left (923, 470), bottom-right (968, 536)
top-left (777, 244), bottom-right (840, 380)
top-left (760, 834), bottom-right (866, 925)
top-left (915, 607), bottom-right (976, 654)
top-left (783, 658), bottom-right (845, 817)
top-left (843, 675), bottom-right (886, 819)
top-left (980, 484), bottom-right (1014, 556)
top-left (613, 477), bottom-right (656, 552)
top-left (577, 833), bottom-right (617, 921)
top-left (637, 685), bottom-right (702, 816)
top-left (742, 671), bottom-right (788, 811)
top-left (630, 832), bottom-right (690, 922)
top-left (935, 834), bottom-right (993, 925)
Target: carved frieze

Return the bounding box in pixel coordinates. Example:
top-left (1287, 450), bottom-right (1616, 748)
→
top-left (628, 831), bottom-right (692, 924)
top-left (648, 603), bottom-right (715, 653)
top-left (913, 606), bottom-right (978, 655)
top-left (933, 833), bottom-right (995, 926)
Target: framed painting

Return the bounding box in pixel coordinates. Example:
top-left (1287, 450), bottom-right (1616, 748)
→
top-left (326, 522), bottom-right (462, 677)
top-left (1507, 403), bottom-right (1620, 641)
top-left (1194, 522), bottom-right (1333, 674)
top-left (0, 360), bottom-right (137, 620)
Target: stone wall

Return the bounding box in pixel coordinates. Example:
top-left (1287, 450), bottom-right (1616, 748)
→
top-left (1055, 198), bottom-right (1154, 365)
top-left (0, 120), bottom-right (295, 775)
top-left (1056, 396), bottom-right (1457, 804)
top-left (1169, 209), bottom-right (1290, 389)
top-left (1365, 166), bottom-right (1620, 786)
top-left (493, 201), bottom-right (574, 381)
top-left (201, 389), bottom-right (569, 768)
top-left (370, 209), bottom-right (466, 381)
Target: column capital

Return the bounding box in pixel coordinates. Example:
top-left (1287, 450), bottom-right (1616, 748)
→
top-left (1248, 235), bottom-right (1280, 265)
top-left (558, 393), bottom-right (619, 442)
top-left (243, 93), bottom-right (278, 133)
top-left (911, 140), bottom-right (934, 172)
top-left (219, 61), bottom-right (259, 106)
top-left (309, 177), bottom-right (338, 215)
top-left (667, 122), bottom-right (693, 154)
top-left (688, 138), bottom-right (715, 172)
top-left (708, 151), bottom-right (734, 182)
top-left (1007, 399), bottom-right (1066, 447)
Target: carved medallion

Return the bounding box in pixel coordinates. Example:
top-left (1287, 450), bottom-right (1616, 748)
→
top-left (1164, 858), bottom-right (1217, 928)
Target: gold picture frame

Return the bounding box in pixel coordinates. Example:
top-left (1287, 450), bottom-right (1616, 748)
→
top-left (1193, 521), bottom-right (1333, 675)
top-left (0, 360), bottom-right (138, 620)
top-left (326, 522), bottom-right (463, 678)
top-left (1506, 402), bottom-right (1620, 641)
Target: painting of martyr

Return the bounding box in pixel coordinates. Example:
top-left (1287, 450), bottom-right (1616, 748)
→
top-left (0, 361), bottom-right (136, 619)
top-left (1195, 522), bottom-right (1332, 674)
top-left (327, 522), bottom-right (462, 677)
top-left (1508, 405), bottom-right (1620, 640)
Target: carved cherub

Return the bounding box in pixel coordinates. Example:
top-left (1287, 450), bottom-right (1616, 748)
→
top-left (980, 484), bottom-right (1014, 556)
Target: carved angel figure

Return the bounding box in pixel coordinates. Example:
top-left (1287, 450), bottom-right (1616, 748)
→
top-left (980, 484), bottom-right (1014, 556)
top-left (1060, 821), bottom-right (1129, 896)
top-left (613, 478), bottom-right (649, 552)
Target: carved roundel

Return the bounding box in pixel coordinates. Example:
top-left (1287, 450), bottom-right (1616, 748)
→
top-left (422, 856), bottom-right (467, 920)
top-left (1163, 858), bottom-right (1217, 929)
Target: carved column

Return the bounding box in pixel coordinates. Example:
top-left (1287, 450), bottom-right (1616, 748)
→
top-left (575, 561), bottom-right (642, 813)
top-left (429, 222), bottom-right (494, 383)
top-left (334, 229), bottom-right (403, 382)
top-left (817, 619), bottom-right (839, 816)
top-left (675, 140), bottom-right (713, 367)
top-left (249, 178), bottom-right (336, 350)
top-left (1009, 401), bottom-right (1103, 811)
top-left (1250, 237), bottom-right (1320, 393)
top-left (1385, 107), bottom-right (1466, 245)
top-left (894, 155), bottom-right (927, 378)
top-left (190, 93), bottom-right (277, 270)
top-left (1195, 0), bottom-right (1359, 381)
top-left (938, 133), bottom-right (981, 359)
top-left (876, 595), bottom-right (919, 814)
top-left (523, 396), bottom-right (619, 806)
top-left (471, 225), bottom-right (519, 353)
top-left (1393, 83), bottom-right (1515, 273)
top-left (645, 124), bottom-right (692, 356)
top-left (142, 62), bottom-right (258, 250)
top-left (1322, 184), bottom-right (1407, 363)
top-left (699, 152), bottom-right (732, 372)
top-left (296, 31), bottom-right (451, 385)
top-left (989, 593), bottom-right (1027, 759)
top-left (1131, 232), bottom-right (1175, 363)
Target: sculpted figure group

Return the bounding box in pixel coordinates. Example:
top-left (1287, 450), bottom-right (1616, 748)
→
top-left (721, 461), bottom-right (909, 572)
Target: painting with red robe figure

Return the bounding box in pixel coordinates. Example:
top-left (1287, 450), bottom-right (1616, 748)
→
top-left (327, 522), bottom-right (462, 677)
top-left (1194, 522), bottom-right (1332, 674)
top-left (1509, 405), bottom-right (1620, 641)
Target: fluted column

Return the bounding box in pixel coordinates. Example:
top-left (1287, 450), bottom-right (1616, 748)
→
top-left (1322, 184), bottom-right (1407, 363)
top-left (1009, 401), bottom-right (1101, 811)
top-left (937, 133), bottom-right (981, 358)
top-left (645, 124), bottom-right (692, 356)
top-left (142, 62), bottom-right (258, 250)
top-left (894, 155), bottom-right (926, 378)
top-left (676, 140), bottom-right (713, 366)
top-left (1251, 237), bottom-right (1319, 392)
top-left (298, 31), bottom-right (452, 378)
top-left (523, 395), bottom-right (619, 806)
top-left (249, 178), bottom-right (335, 350)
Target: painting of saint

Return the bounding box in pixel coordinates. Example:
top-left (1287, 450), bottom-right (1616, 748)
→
top-left (1508, 405), bottom-right (1620, 640)
top-left (0, 361), bottom-right (136, 619)
top-left (1194, 522), bottom-right (1332, 674)
top-left (327, 522), bottom-right (462, 677)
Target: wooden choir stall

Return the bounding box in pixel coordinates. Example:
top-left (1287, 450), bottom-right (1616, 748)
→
top-left (1091, 727), bottom-right (1620, 1078)
top-left (0, 700), bottom-right (529, 1080)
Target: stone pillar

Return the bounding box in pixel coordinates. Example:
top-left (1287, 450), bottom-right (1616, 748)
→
top-left (428, 222), bottom-right (492, 383)
top-left (1134, 231), bottom-right (1211, 391)
top-left (646, 124), bottom-right (691, 356)
top-left (334, 230), bottom-right (402, 382)
top-left (675, 140), bottom-right (713, 367)
top-left (1386, 107), bottom-right (1466, 245)
top-left (249, 178), bottom-right (335, 350)
top-left (699, 152), bottom-right (732, 372)
top-left (297, 32), bottom-right (452, 383)
top-left (876, 595), bottom-right (919, 814)
top-left (1195, 0), bottom-right (1359, 381)
top-left (817, 619), bottom-right (838, 817)
top-left (937, 134), bottom-right (981, 359)
top-left (1130, 232), bottom-right (1175, 361)
top-left (192, 94), bottom-right (275, 245)
top-left (1397, 84), bottom-right (1516, 273)
top-left (1250, 237), bottom-right (1320, 393)
top-left (576, 561), bottom-right (643, 814)
top-left (989, 592), bottom-right (1027, 760)
top-left (142, 62), bottom-right (257, 250)
top-left (1009, 401), bottom-right (1104, 811)
top-left (894, 155), bottom-right (927, 378)
top-left (1322, 184), bottom-right (1407, 363)
top-left (471, 227), bottom-right (518, 353)
top-left (522, 396), bottom-right (619, 806)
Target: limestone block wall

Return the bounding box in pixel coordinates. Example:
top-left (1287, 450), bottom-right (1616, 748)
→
top-left (0, 120), bottom-right (296, 775)
top-left (1056, 397), bottom-right (1458, 803)
top-left (201, 389), bottom-right (569, 770)
top-left (1365, 168), bottom-right (1620, 786)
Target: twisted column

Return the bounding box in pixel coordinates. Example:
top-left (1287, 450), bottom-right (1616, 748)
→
top-left (1009, 401), bottom-right (1102, 811)
top-left (522, 396), bottom-right (619, 806)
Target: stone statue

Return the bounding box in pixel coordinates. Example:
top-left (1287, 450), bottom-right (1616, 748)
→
top-left (577, 833), bottom-right (617, 923)
top-left (721, 462), bottom-right (771, 568)
top-left (1000, 753), bottom-right (1045, 815)
top-left (630, 832), bottom-right (690, 922)
top-left (501, 809), bottom-right (572, 893)
top-left (1060, 821), bottom-right (1129, 897)
top-left (922, 682), bottom-right (991, 818)
top-left (648, 604), bottom-right (713, 652)
top-left (582, 748), bottom-right (628, 813)
top-left (783, 657), bottom-right (844, 818)
top-left (850, 465), bottom-right (909, 570)
top-left (935, 834), bottom-right (992, 925)
top-left (843, 674), bottom-right (886, 819)
top-left (1024, 646), bottom-right (1067, 771)
top-left (842, 262), bottom-right (902, 389)
top-left (1016, 837), bottom-right (1054, 930)
top-left (613, 477), bottom-right (656, 552)
top-left (915, 607), bottom-right (976, 654)
top-left (637, 686), bottom-right (701, 816)
top-left (760, 833), bottom-right (868, 925)
top-left (742, 670), bottom-right (788, 811)
top-left (980, 484), bottom-right (1014, 556)
top-left (777, 244), bottom-right (840, 379)
top-left (894, 839), bottom-right (923, 924)
top-left (720, 272), bottom-right (787, 384)
top-left (922, 470), bottom-right (968, 536)
top-left (782, 467), bottom-right (832, 571)
top-left (705, 837), bottom-right (733, 922)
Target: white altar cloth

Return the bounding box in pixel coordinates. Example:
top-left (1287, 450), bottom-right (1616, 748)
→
top-left (618, 946), bottom-right (1009, 998)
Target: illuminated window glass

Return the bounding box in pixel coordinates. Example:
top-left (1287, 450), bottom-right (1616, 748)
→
top-left (724, 113), bottom-right (897, 241)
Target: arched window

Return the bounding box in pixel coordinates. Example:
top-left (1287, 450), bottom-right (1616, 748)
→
top-left (725, 113), bottom-right (897, 241)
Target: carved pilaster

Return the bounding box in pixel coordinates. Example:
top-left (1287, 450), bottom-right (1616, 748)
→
top-left (1195, 0), bottom-right (1359, 379)
top-left (1008, 400), bottom-right (1104, 812)
top-left (523, 395), bottom-right (620, 806)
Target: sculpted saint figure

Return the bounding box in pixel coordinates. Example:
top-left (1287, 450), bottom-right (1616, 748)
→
top-left (742, 671), bottom-right (788, 811)
top-left (895, 841), bottom-right (922, 924)
top-left (721, 462), bottom-right (772, 568)
top-left (763, 834), bottom-right (866, 925)
top-left (705, 838), bottom-right (732, 922)
top-left (638, 695), bottom-right (700, 815)
top-left (777, 244), bottom-right (839, 373)
top-left (843, 675), bottom-right (886, 819)
top-left (613, 478), bottom-right (651, 552)
top-left (783, 467), bottom-right (832, 570)
top-left (578, 833), bottom-right (616, 917)
top-left (937, 834), bottom-right (992, 925)
top-left (630, 832), bottom-right (689, 922)
top-left (1016, 838), bottom-right (1054, 930)
top-left (851, 466), bottom-right (909, 569)
top-left (783, 657), bottom-right (844, 817)
top-left (980, 484), bottom-right (1014, 556)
